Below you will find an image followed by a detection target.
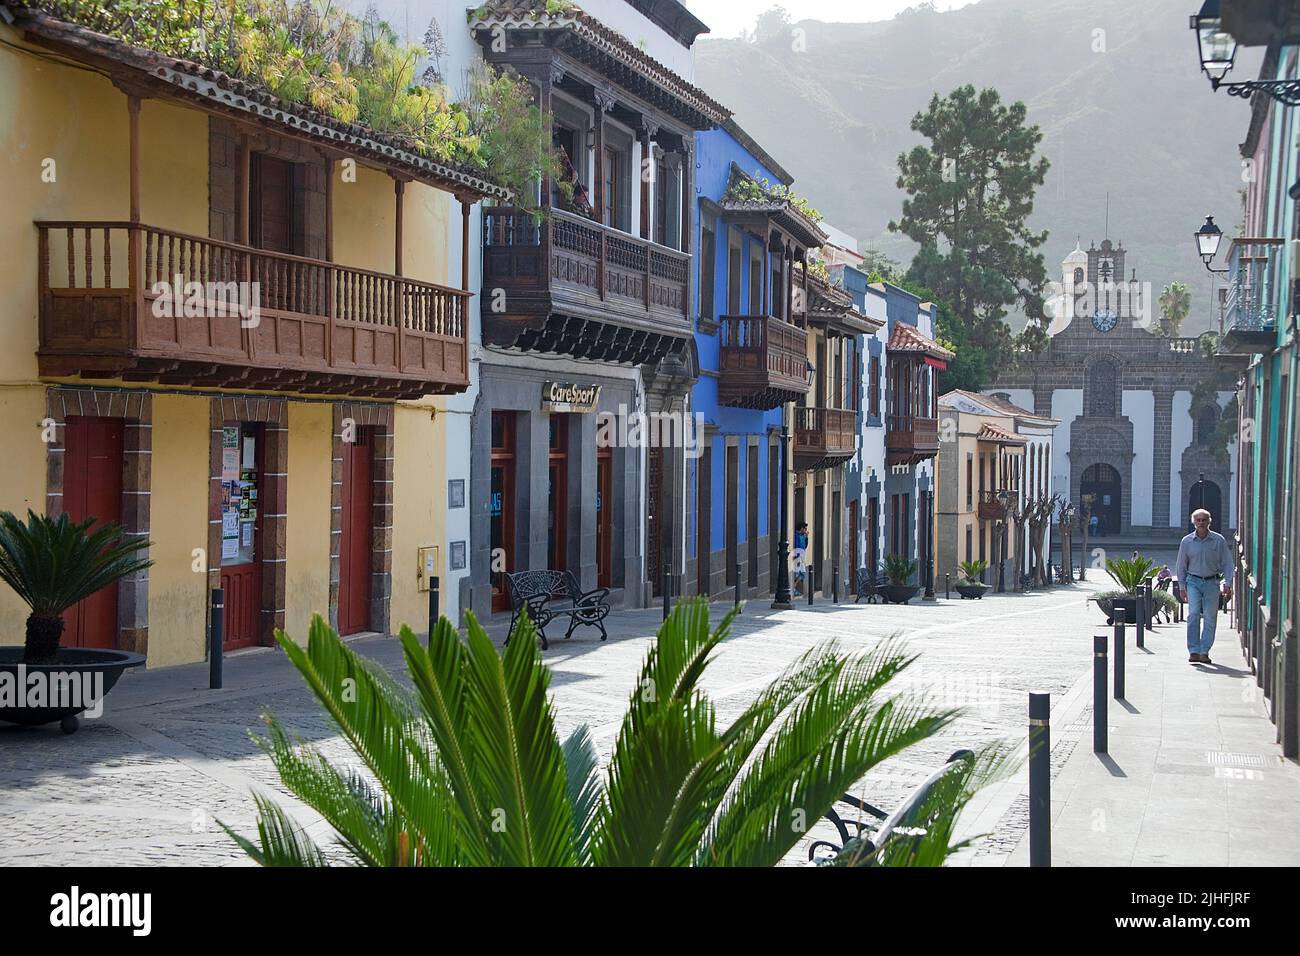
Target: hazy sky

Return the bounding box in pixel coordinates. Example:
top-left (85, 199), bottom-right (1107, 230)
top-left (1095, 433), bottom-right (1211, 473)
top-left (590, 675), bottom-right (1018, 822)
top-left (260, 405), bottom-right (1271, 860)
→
top-left (684, 0), bottom-right (982, 39)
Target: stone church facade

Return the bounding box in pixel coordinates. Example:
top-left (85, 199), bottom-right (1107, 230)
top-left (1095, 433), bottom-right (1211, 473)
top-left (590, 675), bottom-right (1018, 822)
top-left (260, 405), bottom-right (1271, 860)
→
top-left (988, 240), bottom-right (1238, 536)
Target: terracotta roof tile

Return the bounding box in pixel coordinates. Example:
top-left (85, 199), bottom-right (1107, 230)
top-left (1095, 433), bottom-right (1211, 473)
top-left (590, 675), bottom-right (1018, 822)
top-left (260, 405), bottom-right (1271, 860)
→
top-left (887, 321), bottom-right (955, 360)
top-left (469, 0), bottom-right (729, 126)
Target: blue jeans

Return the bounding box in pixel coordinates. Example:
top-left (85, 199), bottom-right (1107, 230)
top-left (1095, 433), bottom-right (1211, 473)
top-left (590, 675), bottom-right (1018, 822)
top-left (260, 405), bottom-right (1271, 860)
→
top-left (1184, 575), bottom-right (1221, 655)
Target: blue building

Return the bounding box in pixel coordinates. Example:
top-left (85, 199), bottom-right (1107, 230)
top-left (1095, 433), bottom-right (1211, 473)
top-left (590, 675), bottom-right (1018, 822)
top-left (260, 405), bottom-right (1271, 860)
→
top-left (682, 120), bottom-right (824, 599)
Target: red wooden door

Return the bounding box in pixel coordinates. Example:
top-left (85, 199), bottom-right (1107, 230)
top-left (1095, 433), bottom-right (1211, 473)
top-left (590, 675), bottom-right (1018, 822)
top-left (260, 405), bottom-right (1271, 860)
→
top-left (220, 423), bottom-right (264, 650)
top-left (63, 417), bottom-right (124, 649)
top-left (338, 430), bottom-right (374, 635)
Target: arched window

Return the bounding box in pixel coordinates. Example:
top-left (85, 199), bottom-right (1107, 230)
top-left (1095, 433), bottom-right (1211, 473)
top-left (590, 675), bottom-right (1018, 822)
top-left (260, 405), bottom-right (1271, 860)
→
top-left (1085, 360), bottom-right (1119, 417)
top-left (1073, 267), bottom-right (1084, 285)
top-left (1196, 405), bottom-right (1219, 447)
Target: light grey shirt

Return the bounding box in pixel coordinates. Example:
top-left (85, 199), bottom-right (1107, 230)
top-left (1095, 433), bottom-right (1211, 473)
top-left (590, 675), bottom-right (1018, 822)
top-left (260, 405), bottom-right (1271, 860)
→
top-left (1174, 530), bottom-right (1235, 583)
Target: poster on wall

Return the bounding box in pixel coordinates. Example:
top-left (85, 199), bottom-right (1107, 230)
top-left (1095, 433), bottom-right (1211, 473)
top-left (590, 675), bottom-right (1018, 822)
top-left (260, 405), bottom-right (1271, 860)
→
top-left (222, 427), bottom-right (240, 480)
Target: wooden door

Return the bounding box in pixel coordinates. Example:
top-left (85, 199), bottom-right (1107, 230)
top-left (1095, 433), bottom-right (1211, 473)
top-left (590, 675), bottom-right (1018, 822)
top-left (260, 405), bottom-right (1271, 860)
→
top-left (647, 445), bottom-right (663, 594)
top-left (597, 447), bottom-right (613, 589)
top-left (63, 417), bottom-right (124, 649)
top-left (220, 423), bottom-right (264, 650)
top-left (696, 447), bottom-right (711, 597)
top-left (725, 444), bottom-right (738, 587)
top-left (339, 429), bottom-right (374, 636)
top-left (548, 415), bottom-right (569, 572)
top-left (490, 412), bottom-right (517, 612)
top-left (250, 153), bottom-right (295, 254)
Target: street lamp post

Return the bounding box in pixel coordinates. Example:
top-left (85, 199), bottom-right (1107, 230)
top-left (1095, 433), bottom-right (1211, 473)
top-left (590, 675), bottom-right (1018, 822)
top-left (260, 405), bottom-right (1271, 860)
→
top-left (772, 423), bottom-right (794, 610)
top-left (1193, 471), bottom-right (1205, 531)
top-left (996, 489), bottom-right (1012, 593)
top-left (923, 490), bottom-right (936, 600)
top-left (1189, 2), bottom-right (1300, 107)
top-left (1194, 215), bottom-right (1230, 275)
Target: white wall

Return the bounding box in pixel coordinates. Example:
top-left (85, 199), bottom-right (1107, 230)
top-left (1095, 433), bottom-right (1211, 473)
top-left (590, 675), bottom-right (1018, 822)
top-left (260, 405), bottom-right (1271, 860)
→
top-left (1051, 389), bottom-right (1083, 496)
top-left (1170, 390), bottom-right (1193, 528)
top-left (1122, 390), bottom-right (1154, 527)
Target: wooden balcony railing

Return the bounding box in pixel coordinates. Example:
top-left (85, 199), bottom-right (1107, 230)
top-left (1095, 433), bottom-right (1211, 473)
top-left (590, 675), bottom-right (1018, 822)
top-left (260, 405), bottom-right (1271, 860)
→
top-left (978, 490), bottom-right (1009, 521)
top-left (36, 221), bottom-right (470, 398)
top-left (717, 313), bottom-right (810, 409)
top-left (482, 206), bottom-right (690, 362)
top-left (793, 406), bottom-right (856, 470)
top-left (886, 414), bottom-right (940, 466)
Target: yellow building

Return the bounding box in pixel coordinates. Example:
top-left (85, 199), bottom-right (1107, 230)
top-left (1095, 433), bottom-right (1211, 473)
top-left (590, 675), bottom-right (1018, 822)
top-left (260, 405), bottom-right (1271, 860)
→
top-left (0, 8), bottom-right (503, 664)
top-left (936, 390), bottom-right (1058, 591)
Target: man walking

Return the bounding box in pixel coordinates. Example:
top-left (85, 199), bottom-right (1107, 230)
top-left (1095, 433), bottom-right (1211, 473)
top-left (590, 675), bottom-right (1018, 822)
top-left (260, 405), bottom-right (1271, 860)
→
top-left (1173, 508), bottom-right (1235, 664)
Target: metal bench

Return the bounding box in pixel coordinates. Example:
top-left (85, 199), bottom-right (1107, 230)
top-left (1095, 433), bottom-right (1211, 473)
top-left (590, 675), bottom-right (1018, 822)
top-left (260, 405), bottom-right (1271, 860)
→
top-left (855, 568), bottom-right (883, 604)
top-left (807, 749), bottom-right (975, 865)
top-left (504, 569), bottom-right (610, 651)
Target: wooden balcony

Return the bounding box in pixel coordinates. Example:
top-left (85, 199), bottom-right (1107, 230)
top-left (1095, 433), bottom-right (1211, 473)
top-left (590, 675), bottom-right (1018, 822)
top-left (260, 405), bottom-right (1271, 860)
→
top-left (482, 206), bottom-right (691, 365)
top-left (977, 491), bottom-right (1008, 521)
top-left (36, 221), bottom-right (469, 399)
top-left (717, 314), bottom-right (811, 409)
top-left (886, 414), bottom-right (940, 466)
top-left (794, 406), bottom-right (856, 471)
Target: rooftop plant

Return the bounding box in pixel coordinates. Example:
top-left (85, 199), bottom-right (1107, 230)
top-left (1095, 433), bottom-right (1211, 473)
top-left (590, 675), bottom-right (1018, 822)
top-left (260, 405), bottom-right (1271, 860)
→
top-left (726, 169), bottom-right (823, 223)
top-left (32, 0), bottom-right (560, 210)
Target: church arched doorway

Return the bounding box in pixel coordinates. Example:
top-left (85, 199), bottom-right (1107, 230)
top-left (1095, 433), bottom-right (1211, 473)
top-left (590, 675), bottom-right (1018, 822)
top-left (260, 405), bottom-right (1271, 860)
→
top-left (1081, 463), bottom-right (1122, 536)
top-left (1187, 478), bottom-right (1224, 531)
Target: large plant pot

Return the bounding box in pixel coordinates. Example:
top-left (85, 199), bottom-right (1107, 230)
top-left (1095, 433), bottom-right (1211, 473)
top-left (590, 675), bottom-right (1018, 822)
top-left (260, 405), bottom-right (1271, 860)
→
top-left (882, 584), bottom-right (920, 605)
top-left (1096, 596), bottom-right (1154, 627)
top-left (0, 647), bottom-right (145, 733)
top-left (955, 581), bottom-right (991, 600)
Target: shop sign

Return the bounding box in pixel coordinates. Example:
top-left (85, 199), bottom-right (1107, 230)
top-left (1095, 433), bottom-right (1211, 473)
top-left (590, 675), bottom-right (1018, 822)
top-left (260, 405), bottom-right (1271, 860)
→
top-left (542, 382), bottom-right (601, 413)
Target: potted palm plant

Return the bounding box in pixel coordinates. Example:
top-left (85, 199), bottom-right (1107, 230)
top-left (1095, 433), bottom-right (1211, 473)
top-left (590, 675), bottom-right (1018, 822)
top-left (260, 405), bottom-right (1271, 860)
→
top-left (0, 510), bottom-right (152, 733)
top-left (223, 600), bottom-right (999, 866)
top-left (1093, 555), bottom-right (1160, 626)
top-left (881, 554), bottom-right (920, 605)
top-left (954, 560), bottom-right (991, 599)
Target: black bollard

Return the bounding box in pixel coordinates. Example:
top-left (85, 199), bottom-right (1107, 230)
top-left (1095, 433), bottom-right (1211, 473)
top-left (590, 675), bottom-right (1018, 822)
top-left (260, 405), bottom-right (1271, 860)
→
top-left (808, 569), bottom-right (814, 606)
top-left (1029, 692), bottom-right (1051, 867)
top-left (209, 587), bottom-right (224, 690)
top-left (427, 577), bottom-right (439, 648)
top-left (734, 563), bottom-right (742, 612)
top-left (945, 572), bottom-right (950, 600)
top-left (1093, 635), bottom-right (1108, 753)
top-left (832, 565), bottom-right (839, 604)
top-left (1113, 606), bottom-right (1126, 701)
top-left (1135, 585), bottom-right (1146, 648)
top-left (662, 567), bottom-right (671, 622)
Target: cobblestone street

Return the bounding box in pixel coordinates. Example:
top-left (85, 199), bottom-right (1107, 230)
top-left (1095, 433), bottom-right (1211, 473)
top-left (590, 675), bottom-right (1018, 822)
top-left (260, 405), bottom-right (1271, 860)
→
top-left (1, 578), bottom-right (1132, 866)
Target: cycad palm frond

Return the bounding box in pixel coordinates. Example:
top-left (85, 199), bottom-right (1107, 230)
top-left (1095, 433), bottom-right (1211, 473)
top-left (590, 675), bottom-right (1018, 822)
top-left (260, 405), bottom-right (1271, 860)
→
top-left (591, 601), bottom-right (733, 866)
top-left (700, 639), bottom-right (958, 867)
top-left (221, 792), bottom-right (328, 867)
top-left (460, 610), bottom-right (577, 866)
top-left (834, 745), bottom-right (1016, 867)
top-left (273, 616), bottom-right (464, 864)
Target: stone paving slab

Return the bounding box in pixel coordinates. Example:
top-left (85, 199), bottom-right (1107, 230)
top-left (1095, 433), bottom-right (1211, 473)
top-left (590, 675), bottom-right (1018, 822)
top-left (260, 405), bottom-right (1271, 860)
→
top-left (5, 580), bottom-right (1279, 867)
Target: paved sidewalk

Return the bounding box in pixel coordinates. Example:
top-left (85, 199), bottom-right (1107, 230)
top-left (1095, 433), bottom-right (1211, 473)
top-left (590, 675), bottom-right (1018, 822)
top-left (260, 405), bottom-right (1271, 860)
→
top-left (1001, 608), bottom-right (1300, 866)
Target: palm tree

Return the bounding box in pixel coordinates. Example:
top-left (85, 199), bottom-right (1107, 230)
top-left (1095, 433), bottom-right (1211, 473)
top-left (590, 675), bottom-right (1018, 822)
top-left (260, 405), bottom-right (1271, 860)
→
top-left (0, 510), bottom-right (153, 664)
top-left (1158, 282), bottom-right (1192, 337)
top-left (226, 600), bottom-right (997, 866)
